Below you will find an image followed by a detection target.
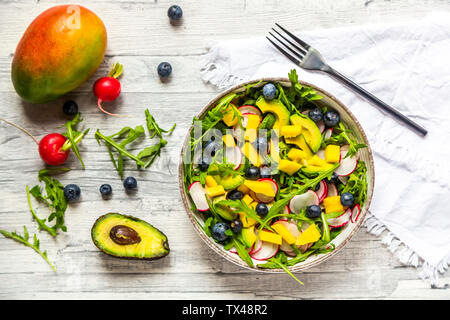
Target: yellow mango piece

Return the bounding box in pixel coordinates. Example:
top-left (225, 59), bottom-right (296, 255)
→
top-left (325, 145), bottom-right (340, 163)
top-left (308, 154), bottom-right (329, 167)
top-left (278, 159), bottom-right (302, 175)
top-left (296, 224), bottom-right (321, 246)
top-left (245, 128), bottom-right (257, 142)
top-left (239, 212), bottom-right (257, 227)
top-left (205, 175), bottom-right (218, 188)
top-left (206, 185), bottom-right (225, 198)
top-left (237, 183), bottom-right (250, 194)
top-left (223, 134), bottom-right (236, 147)
top-left (280, 125), bottom-right (302, 137)
top-left (241, 142), bottom-right (262, 166)
top-left (323, 196), bottom-right (344, 214)
top-left (269, 139), bottom-right (280, 162)
top-left (259, 230), bottom-right (283, 245)
top-left (246, 114), bottom-right (260, 130)
top-left (287, 148), bottom-right (309, 163)
top-left (243, 180), bottom-right (275, 197)
top-left (242, 194), bottom-right (253, 205)
top-left (272, 223), bottom-right (296, 245)
top-left (222, 104), bottom-right (239, 127)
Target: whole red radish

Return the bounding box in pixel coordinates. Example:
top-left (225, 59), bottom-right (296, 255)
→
top-left (93, 62), bottom-right (124, 116)
top-left (39, 133), bottom-right (70, 165)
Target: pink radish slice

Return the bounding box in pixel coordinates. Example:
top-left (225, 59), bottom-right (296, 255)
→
top-left (229, 246), bottom-right (252, 254)
top-left (335, 145), bottom-right (358, 177)
top-left (324, 128), bottom-right (333, 140)
top-left (327, 208), bottom-right (351, 228)
top-left (225, 146), bottom-right (242, 170)
top-left (326, 183), bottom-right (338, 197)
top-left (350, 204), bottom-right (361, 223)
top-left (289, 190), bottom-right (319, 214)
top-left (317, 120), bottom-right (325, 133)
top-left (238, 105), bottom-right (261, 116)
top-left (250, 242), bottom-right (279, 261)
top-left (231, 124), bottom-right (244, 141)
top-left (248, 238), bottom-right (263, 255)
top-left (315, 180), bottom-right (328, 203)
top-left (188, 182), bottom-right (209, 212)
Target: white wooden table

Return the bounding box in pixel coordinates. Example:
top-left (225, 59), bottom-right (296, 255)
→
top-left (1, 0), bottom-right (449, 300)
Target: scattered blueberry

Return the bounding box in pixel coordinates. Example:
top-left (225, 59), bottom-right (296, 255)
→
top-left (308, 108), bottom-right (323, 123)
top-left (64, 184), bottom-right (81, 201)
top-left (340, 192), bottom-right (354, 207)
top-left (204, 140), bottom-right (221, 157)
top-left (306, 205), bottom-right (322, 218)
top-left (327, 173), bottom-right (339, 184)
top-left (123, 176), bottom-right (137, 190)
top-left (157, 62), bottom-right (172, 78)
top-left (230, 219), bottom-right (243, 233)
top-left (324, 110), bottom-right (340, 127)
top-left (259, 166), bottom-right (272, 179)
top-left (99, 184), bottom-right (112, 198)
top-left (211, 222), bottom-right (228, 241)
top-left (255, 203), bottom-right (269, 217)
top-left (262, 83), bottom-right (277, 100)
top-left (254, 136), bottom-right (268, 154)
top-left (167, 5), bottom-right (183, 21)
top-left (226, 190), bottom-right (244, 201)
top-left (198, 156), bottom-right (211, 172)
top-left (245, 166), bottom-right (260, 180)
top-left (63, 100), bottom-right (78, 116)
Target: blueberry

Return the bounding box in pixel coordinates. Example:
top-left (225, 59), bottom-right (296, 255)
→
top-left (255, 203), bottom-right (268, 217)
top-left (211, 222), bottom-right (228, 241)
top-left (254, 136), bottom-right (268, 154)
top-left (340, 192), bottom-right (354, 207)
top-left (306, 205), bottom-right (322, 218)
top-left (245, 166), bottom-right (260, 180)
top-left (64, 184), bottom-right (81, 201)
top-left (230, 219), bottom-right (243, 233)
top-left (198, 156), bottom-right (211, 172)
top-left (63, 100), bottom-right (78, 116)
top-left (308, 108), bottom-right (323, 123)
top-left (262, 83), bottom-right (277, 100)
top-left (123, 176), bottom-right (137, 190)
top-left (226, 190), bottom-right (244, 201)
top-left (99, 184), bottom-right (112, 198)
top-left (260, 166), bottom-right (272, 179)
top-left (204, 140), bottom-right (221, 157)
top-left (167, 5), bottom-right (183, 21)
top-left (157, 62), bottom-right (172, 78)
top-left (324, 110), bottom-right (340, 127)
top-left (327, 173), bottom-right (339, 185)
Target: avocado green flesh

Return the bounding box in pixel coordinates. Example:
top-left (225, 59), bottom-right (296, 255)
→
top-left (220, 175), bottom-right (244, 190)
top-left (213, 202), bottom-right (238, 221)
top-left (91, 213), bottom-right (170, 260)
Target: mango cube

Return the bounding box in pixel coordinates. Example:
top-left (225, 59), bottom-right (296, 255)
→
top-left (323, 196), bottom-right (344, 214)
top-left (206, 185), bottom-right (225, 198)
top-left (295, 224), bottom-right (321, 246)
top-left (242, 194), bottom-right (253, 206)
top-left (244, 180), bottom-right (275, 197)
top-left (222, 104), bottom-right (239, 126)
top-left (259, 230), bottom-right (282, 245)
top-left (325, 145), bottom-right (340, 163)
top-left (205, 175), bottom-right (218, 188)
top-left (280, 125), bottom-right (302, 138)
top-left (239, 212), bottom-right (257, 227)
top-left (237, 183), bottom-right (250, 194)
top-left (223, 134), bottom-right (236, 147)
top-left (287, 148), bottom-right (309, 162)
top-left (241, 142), bottom-right (262, 166)
top-left (272, 223), bottom-right (296, 245)
top-left (278, 159), bottom-right (302, 175)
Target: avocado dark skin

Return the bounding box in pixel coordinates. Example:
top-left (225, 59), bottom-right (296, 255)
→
top-left (91, 213), bottom-right (170, 260)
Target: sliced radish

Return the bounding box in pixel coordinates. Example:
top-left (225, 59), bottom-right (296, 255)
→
top-left (350, 204), bottom-right (361, 223)
top-left (324, 128), bottom-right (333, 140)
top-left (224, 146), bottom-right (242, 170)
top-left (248, 238), bottom-right (263, 255)
top-left (327, 208), bottom-right (351, 228)
top-left (231, 124), bottom-right (244, 141)
top-left (250, 241), bottom-right (279, 261)
top-left (326, 183), bottom-right (338, 197)
top-left (229, 246), bottom-right (252, 254)
top-left (238, 105), bottom-right (261, 116)
top-left (289, 190), bottom-right (319, 214)
top-left (315, 180), bottom-right (328, 203)
top-left (188, 182), bottom-right (209, 212)
top-left (317, 120), bottom-right (325, 133)
top-left (338, 175), bottom-right (349, 185)
top-left (273, 220), bottom-right (301, 256)
top-left (335, 145), bottom-right (358, 177)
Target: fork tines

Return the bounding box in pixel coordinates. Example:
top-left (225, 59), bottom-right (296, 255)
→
top-left (267, 23), bottom-right (311, 65)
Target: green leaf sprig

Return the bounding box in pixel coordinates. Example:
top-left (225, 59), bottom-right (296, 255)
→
top-left (61, 113), bottom-right (90, 169)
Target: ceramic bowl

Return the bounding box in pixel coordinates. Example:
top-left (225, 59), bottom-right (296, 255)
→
top-left (178, 78), bottom-right (375, 273)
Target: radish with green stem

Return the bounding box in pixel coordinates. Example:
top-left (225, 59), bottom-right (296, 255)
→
top-left (93, 62), bottom-right (125, 116)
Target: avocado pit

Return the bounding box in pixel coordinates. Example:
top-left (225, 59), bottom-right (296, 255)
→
top-left (110, 225), bottom-right (141, 245)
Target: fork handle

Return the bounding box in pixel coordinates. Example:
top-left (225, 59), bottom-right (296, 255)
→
top-left (326, 67), bottom-right (428, 136)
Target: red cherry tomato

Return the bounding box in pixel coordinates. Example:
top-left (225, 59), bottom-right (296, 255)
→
top-left (39, 133), bottom-right (69, 165)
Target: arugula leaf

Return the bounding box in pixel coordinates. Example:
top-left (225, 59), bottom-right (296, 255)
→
top-left (145, 109), bottom-right (176, 139)
top-left (326, 122), bottom-right (367, 158)
top-left (61, 113), bottom-right (90, 169)
top-left (233, 238), bottom-right (254, 267)
top-left (340, 161), bottom-right (368, 207)
top-left (0, 226), bottom-right (56, 272)
top-left (257, 252), bottom-right (304, 285)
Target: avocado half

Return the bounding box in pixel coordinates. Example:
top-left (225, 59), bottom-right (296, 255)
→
top-left (91, 213), bottom-right (170, 260)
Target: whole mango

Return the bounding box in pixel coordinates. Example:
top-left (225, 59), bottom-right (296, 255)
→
top-left (11, 5), bottom-right (107, 103)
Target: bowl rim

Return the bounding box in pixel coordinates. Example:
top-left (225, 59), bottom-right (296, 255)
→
top-left (178, 77), bottom-right (375, 273)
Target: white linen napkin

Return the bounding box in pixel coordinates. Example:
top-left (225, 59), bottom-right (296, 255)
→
top-left (200, 12), bottom-right (450, 283)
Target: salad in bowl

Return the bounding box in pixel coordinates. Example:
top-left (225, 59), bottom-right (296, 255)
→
top-left (179, 70), bottom-right (374, 284)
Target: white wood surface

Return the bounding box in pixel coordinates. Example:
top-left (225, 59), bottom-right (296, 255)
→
top-left (1, 0), bottom-right (449, 300)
